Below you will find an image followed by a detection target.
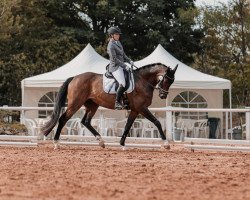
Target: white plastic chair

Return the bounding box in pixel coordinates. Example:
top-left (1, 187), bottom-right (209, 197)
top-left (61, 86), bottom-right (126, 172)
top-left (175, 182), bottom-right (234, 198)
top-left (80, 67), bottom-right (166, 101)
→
top-left (193, 120), bottom-right (208, 138)
top-left (101, 118), bottom-right (117, 136)
top-left (181, 119), bottom-right (196, 137)
top-left (228, 124), bottom-right (246, 140)
top-left (174, 120), bottom-right (186, 141)
top-left (72, 119), bottom-right (86, 136)
top-left (91, 118), bottom-right (100, 131)
top-left (141, 120), bottom-right (158, 138)
top-left (24, 118), bottom-right (38, 136)
top-left (115, 119), bottom-right (127, 137)
top-left (131, 120), bottom-right (143, 137)
top-left (65, 118), bottom-right (80, 135)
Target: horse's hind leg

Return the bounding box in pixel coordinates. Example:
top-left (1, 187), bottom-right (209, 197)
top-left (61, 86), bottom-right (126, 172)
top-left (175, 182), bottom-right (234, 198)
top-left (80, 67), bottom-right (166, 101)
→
top-left (53, 107), bottom-right (79, 149)
top-left (82, 100), bottom-right (105, 148)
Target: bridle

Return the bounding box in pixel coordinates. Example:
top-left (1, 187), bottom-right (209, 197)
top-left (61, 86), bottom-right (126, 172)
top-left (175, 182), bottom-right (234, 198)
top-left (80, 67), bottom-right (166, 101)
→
top-left (131, 65), bottom-right (174, 94)
top-left (155, 73), bottom-right (175, 94)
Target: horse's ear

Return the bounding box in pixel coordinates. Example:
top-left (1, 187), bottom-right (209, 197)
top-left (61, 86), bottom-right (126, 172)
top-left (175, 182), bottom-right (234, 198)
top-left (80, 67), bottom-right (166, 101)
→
top-left (173, 64), bottom-right (178, 73)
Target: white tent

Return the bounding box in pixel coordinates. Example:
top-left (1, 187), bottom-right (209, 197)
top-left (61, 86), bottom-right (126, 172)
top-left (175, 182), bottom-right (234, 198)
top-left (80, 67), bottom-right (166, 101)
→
top-left (21, 43), bottom-right (113, 120)
top-left (22, 44), bottom-right (109, 88)
top-left (22, 43), bottom-right (231, 90)
top-left (135, 44), bottom-right (231, 90)
top-left (134, 45), bottom-right (232, 132)
top-left (21, 43), bottom-right (231, 121)
top-left (135, 44), bottom-right (231, 109)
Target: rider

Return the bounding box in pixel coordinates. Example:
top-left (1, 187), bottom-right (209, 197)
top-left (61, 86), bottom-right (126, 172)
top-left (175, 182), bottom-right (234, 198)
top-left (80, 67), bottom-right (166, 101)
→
top-left (107, 26), bottom-right (134, 110)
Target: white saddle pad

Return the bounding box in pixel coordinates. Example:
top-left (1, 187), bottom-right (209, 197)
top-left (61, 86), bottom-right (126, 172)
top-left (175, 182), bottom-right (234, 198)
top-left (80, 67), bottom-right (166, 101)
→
top-left (103, 72), bottom-right (135, 94)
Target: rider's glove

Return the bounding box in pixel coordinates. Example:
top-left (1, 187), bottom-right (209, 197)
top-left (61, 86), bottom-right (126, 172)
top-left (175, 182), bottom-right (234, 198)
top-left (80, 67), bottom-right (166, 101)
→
top-left (125, 65), bottom-right (131, 72)
top-left (130, 61), bottom-right (134, 66)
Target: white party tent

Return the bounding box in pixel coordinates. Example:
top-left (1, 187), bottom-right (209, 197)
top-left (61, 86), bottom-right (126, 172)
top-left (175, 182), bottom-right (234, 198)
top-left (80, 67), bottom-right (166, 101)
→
top-left (134, 44), bottom-right (231, 111)
top-left (21, 43), bottom-right (112, 119)
top-left (21, 43), bottom-right (231, 120)
top-left (135, 44), bottom-right (231, 90)
top-left (22, 43), bottom-right (109, 88)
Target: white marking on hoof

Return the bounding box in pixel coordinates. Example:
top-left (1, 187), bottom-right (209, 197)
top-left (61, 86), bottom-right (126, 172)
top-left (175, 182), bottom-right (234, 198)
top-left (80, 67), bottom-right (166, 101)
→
top-left (96, 136), bottom-right (105, 148)
top-left (53, 140), bottom-right (60, 150)
top-left (121, 146), bottom-right (127, 151)
top-left (161, 141), bottom-right (170, 150)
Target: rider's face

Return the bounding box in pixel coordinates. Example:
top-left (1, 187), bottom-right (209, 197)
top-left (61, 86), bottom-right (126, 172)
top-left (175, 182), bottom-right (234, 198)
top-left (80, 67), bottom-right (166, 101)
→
top-left (113, 33), bottom-right (120, 41)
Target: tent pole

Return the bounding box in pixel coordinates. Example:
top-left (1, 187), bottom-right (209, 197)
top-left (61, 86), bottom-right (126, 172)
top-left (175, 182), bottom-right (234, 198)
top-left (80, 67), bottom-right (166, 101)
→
top-left (21, 81), bottom-right (25, 124)
top-left (229, 88), bottom-right (232, 129)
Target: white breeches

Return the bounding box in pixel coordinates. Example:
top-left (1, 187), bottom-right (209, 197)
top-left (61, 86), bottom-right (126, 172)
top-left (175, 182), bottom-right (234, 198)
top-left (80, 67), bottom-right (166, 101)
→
top-left (112, 66), bottom-right (126, 87)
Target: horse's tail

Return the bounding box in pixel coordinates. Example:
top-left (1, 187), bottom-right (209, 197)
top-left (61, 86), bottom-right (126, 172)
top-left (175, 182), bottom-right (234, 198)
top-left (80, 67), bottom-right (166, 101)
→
top-left (42, 77), bottom-right (74, 136)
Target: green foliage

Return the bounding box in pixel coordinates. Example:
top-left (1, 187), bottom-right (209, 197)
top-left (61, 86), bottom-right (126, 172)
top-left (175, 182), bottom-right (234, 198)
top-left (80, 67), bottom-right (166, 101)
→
top-left (0, 0), bottom-right (203, 106)
top-left (0, 0), bottom-right (87, 105)
top-left (54, 0), bottom-right (203, 61)
top-left (0, 110), bottom-right (20, 122)
top-left (194, 0), bottom-right (250, 107)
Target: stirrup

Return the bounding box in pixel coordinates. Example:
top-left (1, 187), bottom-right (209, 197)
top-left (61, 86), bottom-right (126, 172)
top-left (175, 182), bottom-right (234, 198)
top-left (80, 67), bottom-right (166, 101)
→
top-left (115, 101), bottom-right (123, 110)
top-left (123, 96), bottom-right (129, 109)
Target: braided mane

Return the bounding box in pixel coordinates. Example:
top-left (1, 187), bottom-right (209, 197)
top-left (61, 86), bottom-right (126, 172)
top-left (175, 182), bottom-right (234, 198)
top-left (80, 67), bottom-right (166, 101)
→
top-left (134, 63), bottom-right (169, 71)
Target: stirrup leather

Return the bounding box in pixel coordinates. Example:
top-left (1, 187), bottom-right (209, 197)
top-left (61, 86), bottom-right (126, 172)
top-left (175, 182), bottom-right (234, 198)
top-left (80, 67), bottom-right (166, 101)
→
top-left (115, 101), bottom-right (123, 110)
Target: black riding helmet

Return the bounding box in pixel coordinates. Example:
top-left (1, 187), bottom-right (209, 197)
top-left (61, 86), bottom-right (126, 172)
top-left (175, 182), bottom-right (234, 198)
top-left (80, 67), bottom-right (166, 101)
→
top-left (107, 26), bottom-right (122, 35)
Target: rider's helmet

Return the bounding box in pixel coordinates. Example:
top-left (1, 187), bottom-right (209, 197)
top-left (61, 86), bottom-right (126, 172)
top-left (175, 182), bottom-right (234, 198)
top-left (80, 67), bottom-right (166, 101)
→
top-left (107, 26), bottom-right (122, 35)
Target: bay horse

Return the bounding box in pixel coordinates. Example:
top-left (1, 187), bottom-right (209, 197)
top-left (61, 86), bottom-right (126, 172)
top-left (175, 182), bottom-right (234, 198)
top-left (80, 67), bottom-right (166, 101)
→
top-left (42, 63), bottom-right (178, 149)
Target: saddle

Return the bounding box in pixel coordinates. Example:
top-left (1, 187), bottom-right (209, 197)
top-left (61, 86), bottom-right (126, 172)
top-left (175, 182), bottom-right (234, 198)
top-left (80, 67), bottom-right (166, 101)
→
top-left (103, 65), bottom-right (135, 109)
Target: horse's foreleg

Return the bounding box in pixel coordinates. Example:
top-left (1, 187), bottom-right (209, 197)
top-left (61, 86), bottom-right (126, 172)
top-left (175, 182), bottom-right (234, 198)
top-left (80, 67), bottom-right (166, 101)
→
top-left (140, 108), bottom-right (166, 139)
top-left (140, 108), bottom-right (170, 149)
top-left (120, 111), bottom-right (138, 147)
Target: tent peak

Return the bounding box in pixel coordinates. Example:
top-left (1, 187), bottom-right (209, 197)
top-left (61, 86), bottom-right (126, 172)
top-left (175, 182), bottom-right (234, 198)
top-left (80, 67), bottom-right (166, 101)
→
top-left (83, 43), bottom-right (96, 54)
top-left (156, 43), bottom-right (164, 48)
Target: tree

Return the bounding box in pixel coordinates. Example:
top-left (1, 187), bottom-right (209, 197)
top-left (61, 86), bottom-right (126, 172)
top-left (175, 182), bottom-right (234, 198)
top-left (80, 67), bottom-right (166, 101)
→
top-left (0, 0), bottom-right (204, 105)
top-left (0, 0), bottom-right (88, 105)
top-left (65, 0), bottom-right (203, 63)
top-left (0, 0), bottom-right (22, 105)
top-left (194, 0), bottom-right (250, 107)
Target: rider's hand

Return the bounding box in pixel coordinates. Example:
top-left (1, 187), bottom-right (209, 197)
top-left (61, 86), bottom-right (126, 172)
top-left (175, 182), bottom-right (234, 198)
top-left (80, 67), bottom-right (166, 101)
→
top-left (130, 61), bottom-right (134, 66)
top-left (125, 65), bottom-right (131, 71)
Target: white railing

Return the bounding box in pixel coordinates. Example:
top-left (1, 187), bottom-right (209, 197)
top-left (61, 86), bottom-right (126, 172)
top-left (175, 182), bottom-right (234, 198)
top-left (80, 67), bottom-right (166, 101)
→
top-left (0, 106), bottom-right (250, 141)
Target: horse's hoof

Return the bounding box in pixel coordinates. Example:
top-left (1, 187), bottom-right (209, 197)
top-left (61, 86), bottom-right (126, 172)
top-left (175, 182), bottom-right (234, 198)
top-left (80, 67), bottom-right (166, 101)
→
top-left (120, 137), bottom-right (125, 146)
top-left (99, 140), bottom-right (105, 148)
top-left (161, 141), bottom-right (170, 150)
top-left (121, 145), bottom-right (127, 151)
top-left (96, 136), bottom-right (105, 148)
top-left (162, 144), bottom-right (170, 150)
top-left (53, 140), bottom-right (60, 150)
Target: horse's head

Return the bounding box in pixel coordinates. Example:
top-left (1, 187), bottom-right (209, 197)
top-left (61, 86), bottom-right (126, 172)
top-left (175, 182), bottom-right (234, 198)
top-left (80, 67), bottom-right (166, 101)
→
top-left (156, 64), bottom-right (178, 99)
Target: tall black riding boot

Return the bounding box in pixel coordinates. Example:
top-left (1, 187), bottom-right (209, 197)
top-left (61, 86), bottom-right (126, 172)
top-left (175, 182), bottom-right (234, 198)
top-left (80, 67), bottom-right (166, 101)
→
top-left (115, 85), bottom-right (125, 110)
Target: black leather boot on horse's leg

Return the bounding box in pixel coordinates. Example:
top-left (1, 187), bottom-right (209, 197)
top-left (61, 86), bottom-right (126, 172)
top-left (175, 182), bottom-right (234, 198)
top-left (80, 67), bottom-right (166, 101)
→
top-left (115, 84), bottom-right (125, 110)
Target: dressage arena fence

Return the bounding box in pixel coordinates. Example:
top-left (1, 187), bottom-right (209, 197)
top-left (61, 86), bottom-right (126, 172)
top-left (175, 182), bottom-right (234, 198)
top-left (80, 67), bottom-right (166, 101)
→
top-left (0, 135), bottom-right (250, 152)
top-left (184, 137), bottom-right (250, 153)
top-left (0, 135), bottom-right (163, 149)
top-left (0, 106), bottom-right (249, 152)
top-left (0, 135), bottom-right (38, 147)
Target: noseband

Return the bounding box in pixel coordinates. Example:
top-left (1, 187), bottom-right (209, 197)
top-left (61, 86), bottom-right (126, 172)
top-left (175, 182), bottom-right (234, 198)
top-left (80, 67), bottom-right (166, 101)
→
top-left (155, 74), bottom-right (175, 94)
